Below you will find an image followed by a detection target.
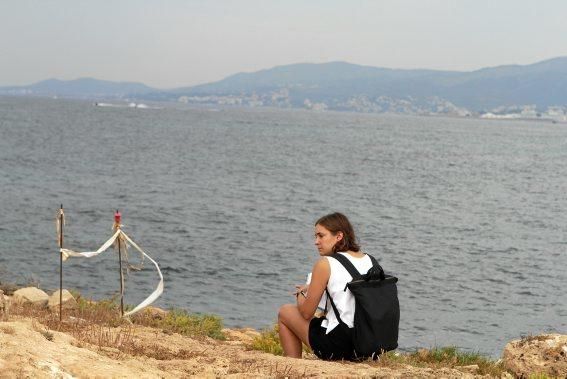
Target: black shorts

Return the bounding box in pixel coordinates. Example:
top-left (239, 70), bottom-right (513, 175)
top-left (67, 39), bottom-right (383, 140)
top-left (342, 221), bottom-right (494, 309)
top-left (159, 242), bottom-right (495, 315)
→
top-left (308, 317), bottom-right (355, 361)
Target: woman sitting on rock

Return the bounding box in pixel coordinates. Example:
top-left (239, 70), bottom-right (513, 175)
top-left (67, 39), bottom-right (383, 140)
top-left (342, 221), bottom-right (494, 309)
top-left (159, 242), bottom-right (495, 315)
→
top-left (277, 212), bottom-right (374, 360)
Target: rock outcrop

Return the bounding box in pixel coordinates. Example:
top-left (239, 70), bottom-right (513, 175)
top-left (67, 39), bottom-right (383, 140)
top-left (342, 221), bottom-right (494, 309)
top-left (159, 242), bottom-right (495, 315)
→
top-left (47, 289), bottom-right (77, 311)
top-left (503, 333), bottom-right (567, 377)
top-left (12, 287), bottom-right (49, 308)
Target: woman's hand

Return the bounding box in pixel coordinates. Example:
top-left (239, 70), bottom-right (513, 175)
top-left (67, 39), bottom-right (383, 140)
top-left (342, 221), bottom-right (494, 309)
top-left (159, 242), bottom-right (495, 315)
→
top-left (297, 258), bottom-right (330, 320)
top-left (293, 284), bottom-right (308, 298)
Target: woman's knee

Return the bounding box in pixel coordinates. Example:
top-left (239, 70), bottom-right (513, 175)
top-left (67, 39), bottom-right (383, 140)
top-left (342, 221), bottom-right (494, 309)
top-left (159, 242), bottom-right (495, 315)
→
top-left (278, 304), bottom-right (297, 323)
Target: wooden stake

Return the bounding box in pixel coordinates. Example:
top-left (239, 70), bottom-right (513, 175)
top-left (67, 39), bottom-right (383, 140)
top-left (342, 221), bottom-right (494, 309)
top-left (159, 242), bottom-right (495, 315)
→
top-left (59, 204), bottom-right (64, 322)
top-left (116, 210), bottom-right (124, 317)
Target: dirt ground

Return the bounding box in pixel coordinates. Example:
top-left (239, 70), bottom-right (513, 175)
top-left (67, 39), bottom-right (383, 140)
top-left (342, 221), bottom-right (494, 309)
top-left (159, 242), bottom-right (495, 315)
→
top-left (0, 317), bottom-right (492, 378)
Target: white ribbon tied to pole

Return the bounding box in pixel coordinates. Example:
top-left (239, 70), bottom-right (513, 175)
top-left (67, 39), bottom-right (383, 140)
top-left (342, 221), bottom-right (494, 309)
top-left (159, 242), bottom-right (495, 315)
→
top-left (60, 229), bottom-right (164, 317)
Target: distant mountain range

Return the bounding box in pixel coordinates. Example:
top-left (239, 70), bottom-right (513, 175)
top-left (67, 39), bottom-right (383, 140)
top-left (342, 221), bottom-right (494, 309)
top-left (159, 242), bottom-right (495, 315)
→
top-left (0, 78), bottom-right (155, 99)
top-left (2, 57), bottom-right (567, 117)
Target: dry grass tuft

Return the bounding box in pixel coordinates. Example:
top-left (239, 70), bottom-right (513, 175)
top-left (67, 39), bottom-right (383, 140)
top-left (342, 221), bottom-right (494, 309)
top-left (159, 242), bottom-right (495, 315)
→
top-left (157, 346), bottom-right (207, 360)
top-left (373, 346), bottom-right (507, 376)
top-left (0, 325), bottom-right (16, 334)
top-left (527, 374), bottom-right (553, 379)
top-left (6, 294), bottom-right (223, 361)
top-left (267, 362), bottom-right (305, 379)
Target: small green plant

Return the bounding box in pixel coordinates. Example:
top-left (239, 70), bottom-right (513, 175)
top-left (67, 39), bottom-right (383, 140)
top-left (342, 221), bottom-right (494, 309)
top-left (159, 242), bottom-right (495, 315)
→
top-left (249, 324), bottom-right (284, 356)
top-left (416, 346), bottom-right (499, 370)
top-left (76, 296), bottom-right (119, 313)
top-left (157, 309), bottom-right (225, 340)
top-left (376, 346), bottom-right (507, 377)
top-left (374, 350), bottom-right (405, 365)
top-left (413, 346), bottom-right (482, 364)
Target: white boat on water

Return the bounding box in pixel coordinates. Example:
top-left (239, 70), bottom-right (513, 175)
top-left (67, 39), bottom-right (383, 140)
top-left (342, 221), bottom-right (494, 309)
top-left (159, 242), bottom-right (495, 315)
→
top-left (128, 102), bottom-right (149, 109)
top-left (94, 102), bottom-right (157, 109)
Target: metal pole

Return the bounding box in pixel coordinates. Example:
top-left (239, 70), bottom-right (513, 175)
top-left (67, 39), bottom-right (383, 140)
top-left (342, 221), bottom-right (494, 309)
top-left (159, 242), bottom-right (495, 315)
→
top-left (59, 204), bottom-right (64, 322)
top-left (117, 210), bottom-right (124, 317)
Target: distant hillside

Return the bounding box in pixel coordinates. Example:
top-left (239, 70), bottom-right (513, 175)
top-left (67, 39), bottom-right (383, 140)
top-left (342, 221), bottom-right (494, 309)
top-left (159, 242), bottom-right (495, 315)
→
top-left (163, 57), bottom-right (567, 112)
top-left (0, 78), bottom-right (156, 99)
top-left (2, 58), bottom-right (567, 118)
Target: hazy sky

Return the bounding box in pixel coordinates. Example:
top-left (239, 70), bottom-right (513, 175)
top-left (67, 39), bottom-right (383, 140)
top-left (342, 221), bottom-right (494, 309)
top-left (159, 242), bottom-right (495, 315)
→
top-left (1, 1), bottom-right (567, 89)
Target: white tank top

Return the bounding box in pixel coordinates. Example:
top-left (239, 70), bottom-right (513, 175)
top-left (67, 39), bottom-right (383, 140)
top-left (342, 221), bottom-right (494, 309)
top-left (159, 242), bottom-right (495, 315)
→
top-left (321, 252), bottom-right (373, 334)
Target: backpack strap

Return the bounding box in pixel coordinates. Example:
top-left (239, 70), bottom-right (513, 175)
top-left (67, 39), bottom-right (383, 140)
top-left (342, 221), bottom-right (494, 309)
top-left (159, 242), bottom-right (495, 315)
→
top-left (325, 288), bottom-right (347, 326)
top-left (330, 253), bottom-right (363, 280)
top-left (367, 254), bottom-right (380, 268)
top-left (330, 253), bottom-right (383, 280)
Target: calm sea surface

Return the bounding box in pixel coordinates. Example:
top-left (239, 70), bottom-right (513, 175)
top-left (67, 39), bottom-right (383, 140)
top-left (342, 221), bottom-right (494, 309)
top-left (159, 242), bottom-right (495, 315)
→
top-left (0, 97), bottom-right (565, 357)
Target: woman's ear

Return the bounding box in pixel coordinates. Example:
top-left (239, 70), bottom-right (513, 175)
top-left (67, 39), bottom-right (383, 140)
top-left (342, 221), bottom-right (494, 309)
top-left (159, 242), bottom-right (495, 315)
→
top-left (336, 231), bottom-right (344, 241)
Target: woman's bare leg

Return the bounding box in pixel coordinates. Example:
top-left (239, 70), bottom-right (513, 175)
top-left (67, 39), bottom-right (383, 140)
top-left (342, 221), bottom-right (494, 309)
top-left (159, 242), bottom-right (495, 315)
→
top-left (278, 320), bottom-right (302, 357)
top-left (278, 304), bottom-right (311, 358)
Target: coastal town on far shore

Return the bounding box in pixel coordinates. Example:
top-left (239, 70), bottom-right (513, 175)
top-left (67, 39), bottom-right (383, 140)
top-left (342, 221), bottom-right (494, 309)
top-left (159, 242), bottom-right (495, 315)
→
top-left (178, 89), bottom-right (567, 123)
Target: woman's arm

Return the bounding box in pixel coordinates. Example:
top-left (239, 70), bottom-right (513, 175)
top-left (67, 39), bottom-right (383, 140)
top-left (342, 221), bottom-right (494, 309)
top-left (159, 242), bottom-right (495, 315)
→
top-left (297, 257), bottom-right (330, 320)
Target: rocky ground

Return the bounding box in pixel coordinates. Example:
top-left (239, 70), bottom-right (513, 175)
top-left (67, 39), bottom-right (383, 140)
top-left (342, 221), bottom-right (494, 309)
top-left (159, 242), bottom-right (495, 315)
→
top-left (1, 287), bottom-right (565, 378)
top-left (0, 318), bottom-right (496, 378)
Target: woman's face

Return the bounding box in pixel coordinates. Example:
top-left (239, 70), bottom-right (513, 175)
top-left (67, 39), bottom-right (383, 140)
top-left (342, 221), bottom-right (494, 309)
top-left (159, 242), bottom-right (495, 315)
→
top-left (314, 224), bottom-right (343, 256)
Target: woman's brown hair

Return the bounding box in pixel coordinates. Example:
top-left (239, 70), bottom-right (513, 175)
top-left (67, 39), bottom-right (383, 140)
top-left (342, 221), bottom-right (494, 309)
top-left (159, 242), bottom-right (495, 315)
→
top-left (315, 212), bottom-right (361, 253)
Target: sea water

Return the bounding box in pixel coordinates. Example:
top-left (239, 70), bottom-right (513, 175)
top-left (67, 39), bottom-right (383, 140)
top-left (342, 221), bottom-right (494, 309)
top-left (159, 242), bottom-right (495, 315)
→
top-left (0, 96), bottom-right (565, 357)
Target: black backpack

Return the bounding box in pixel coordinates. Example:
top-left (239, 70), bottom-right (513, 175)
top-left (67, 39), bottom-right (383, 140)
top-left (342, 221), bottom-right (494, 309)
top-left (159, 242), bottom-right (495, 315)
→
top-left (326, 253), bottom-right (400, 359)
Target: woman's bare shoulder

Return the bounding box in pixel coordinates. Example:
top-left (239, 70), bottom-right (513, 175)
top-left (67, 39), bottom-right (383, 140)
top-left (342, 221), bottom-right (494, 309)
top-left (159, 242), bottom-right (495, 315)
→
top-left (312, 256), bottom-right (330, 272)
